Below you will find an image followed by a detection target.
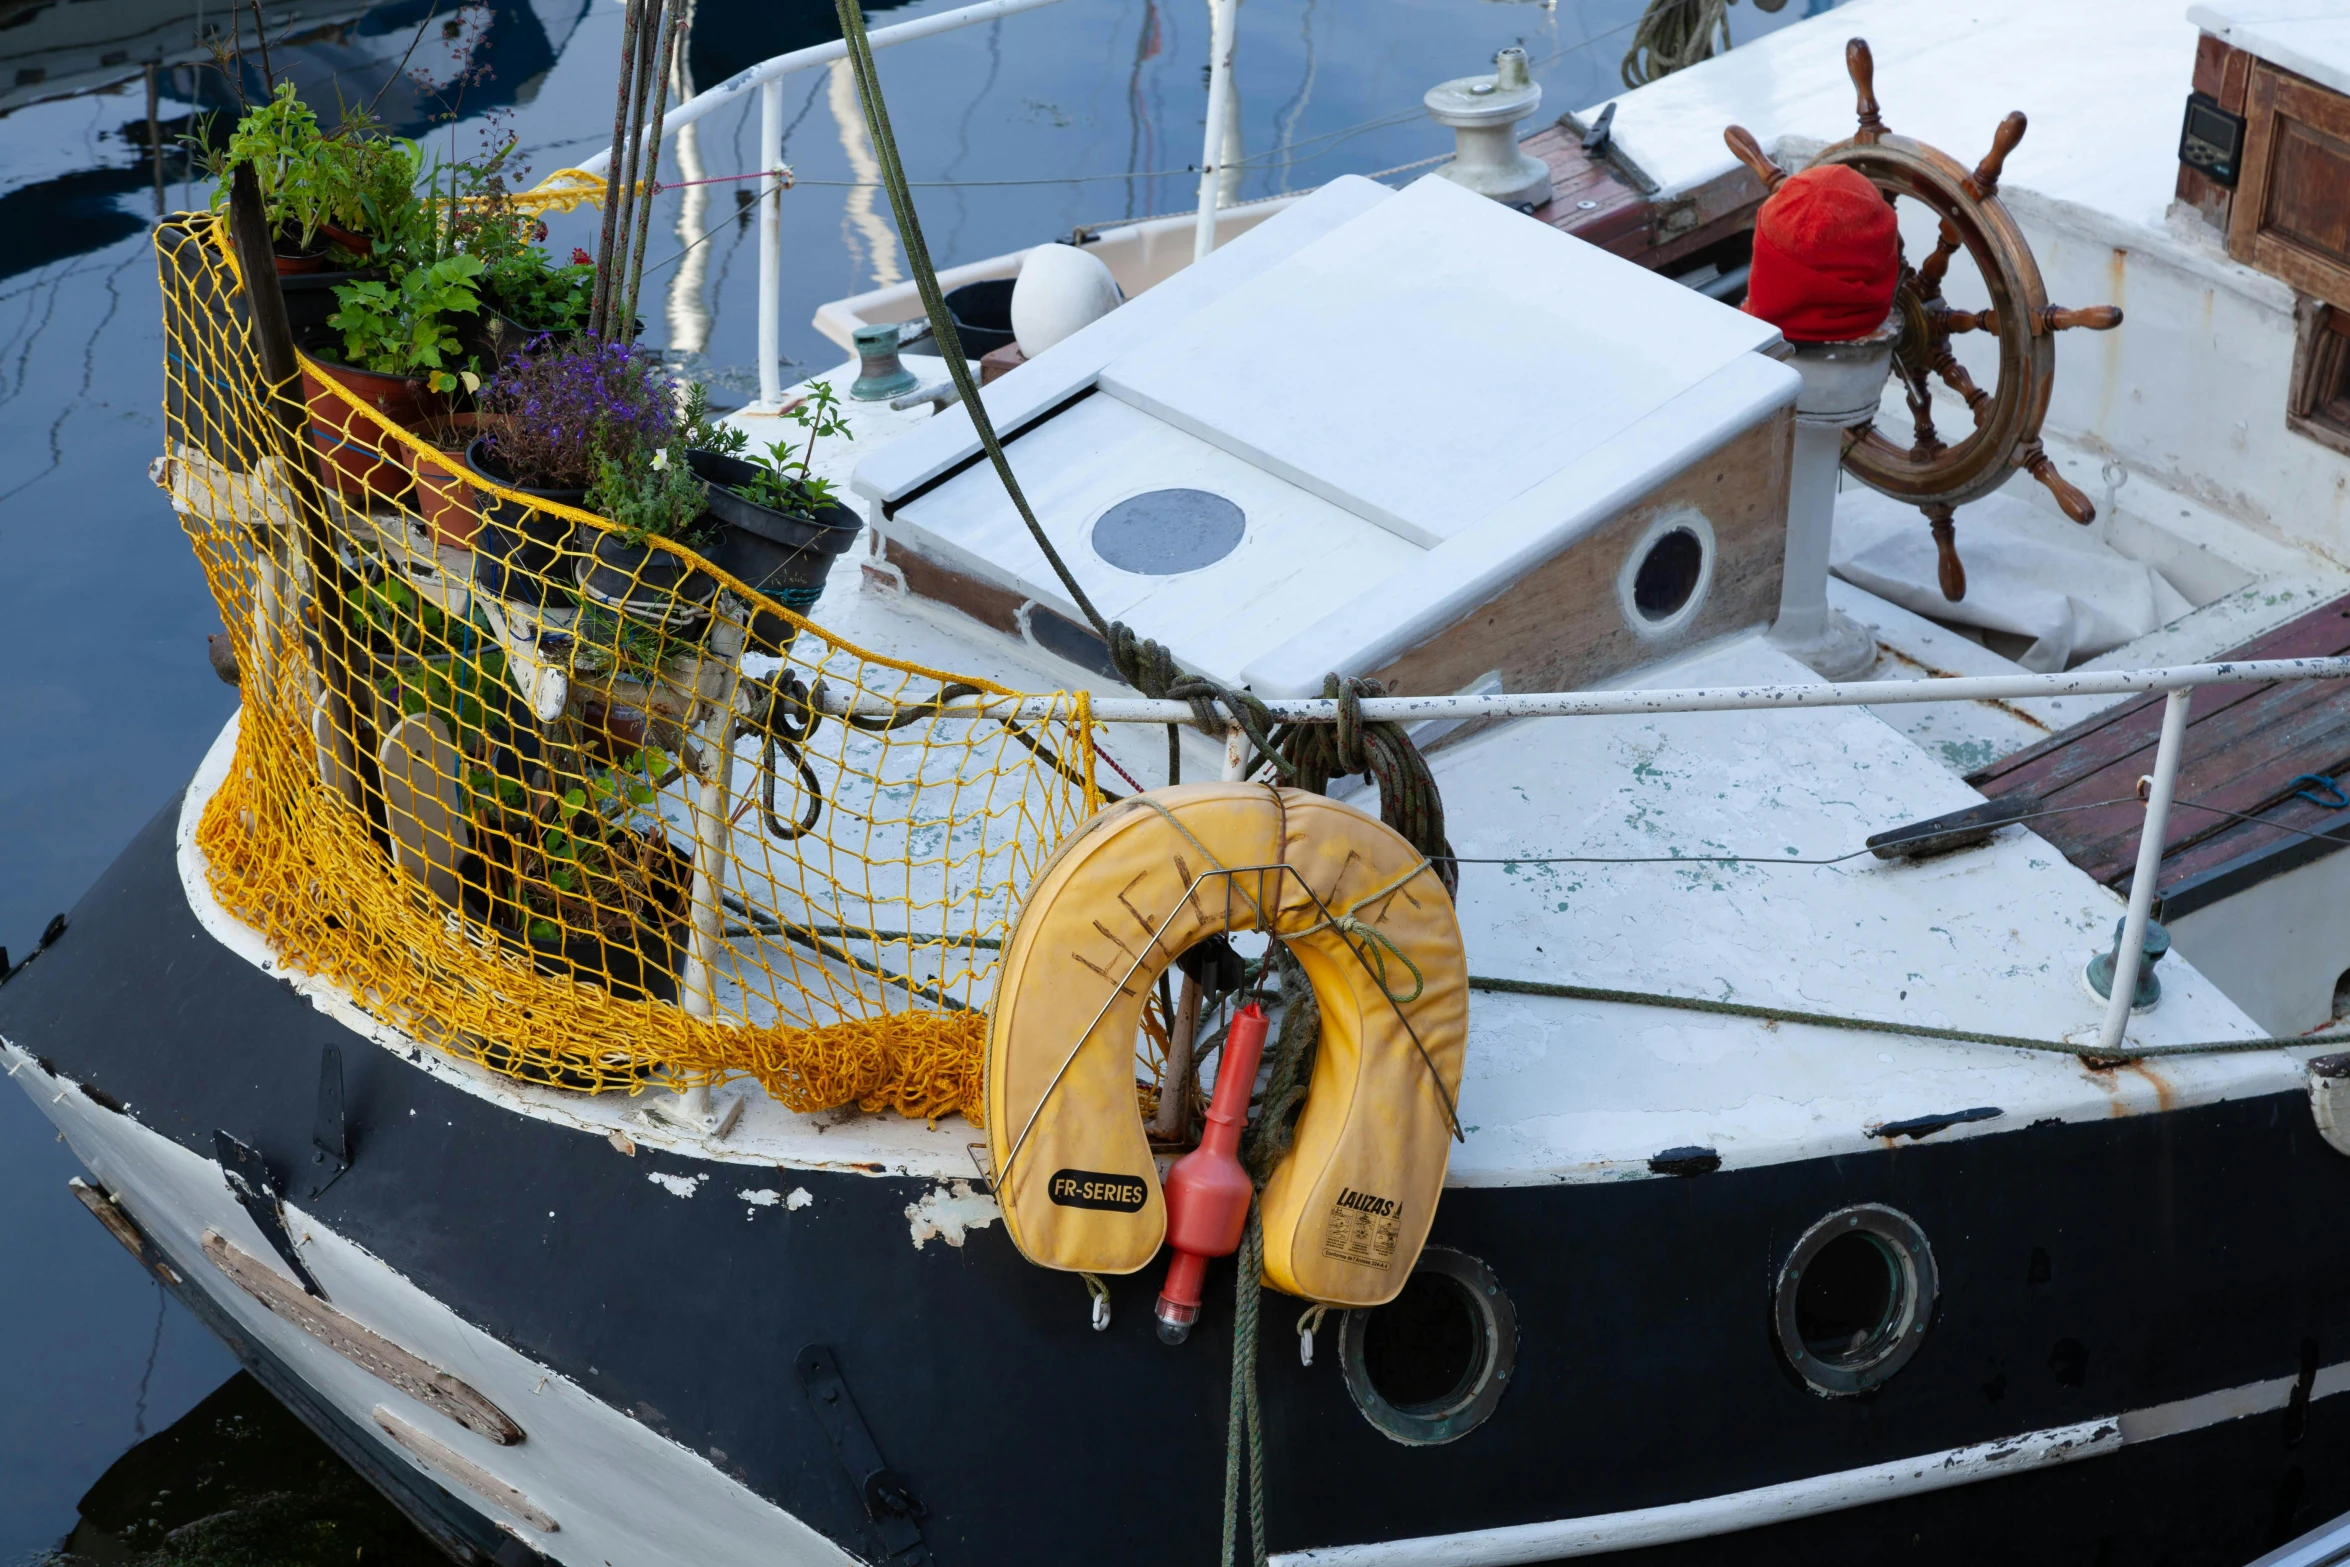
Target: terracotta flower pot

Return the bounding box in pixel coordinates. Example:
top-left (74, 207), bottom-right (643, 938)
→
top-left (316, 219), bottom-right (369, 257)
top-left (410, 413), bottom-right (483, 549)
top-left (300, 354), bottom-right (442, 502)
top-left (273, 228), bottom-right (329, 275)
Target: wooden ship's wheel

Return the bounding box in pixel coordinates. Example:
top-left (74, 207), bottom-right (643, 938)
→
top-left (1724, 39), bottom-right (2122, 601)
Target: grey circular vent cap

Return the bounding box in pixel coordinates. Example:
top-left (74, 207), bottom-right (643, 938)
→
top-left (1090, 489), bottom-right (1246, 576)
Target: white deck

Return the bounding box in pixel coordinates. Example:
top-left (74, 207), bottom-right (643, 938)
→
top-left (1583, 0), bottom-right (2198, 229)
top-left (173, 510), bottom-right (2310, 1198)
top-left (166, 0), bottom-right (2350, 1201)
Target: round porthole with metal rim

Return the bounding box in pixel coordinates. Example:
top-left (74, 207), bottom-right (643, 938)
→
top-left (1338, 1247), bottom-right (1516, 1445)
top-left (1615, 506), bottom-right (1716, 639)
top-left (1773, 1203), bottom-right (1939, 1397)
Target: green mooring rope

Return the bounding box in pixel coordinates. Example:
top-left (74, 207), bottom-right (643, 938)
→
top-left (831, 0), bottom-right (1294, 788)
top-left (1217, 949), bottom-right (1324, 1567)
top-left (825, 12), bottom-right (1459, 1554)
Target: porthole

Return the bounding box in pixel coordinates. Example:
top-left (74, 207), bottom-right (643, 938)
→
top-left (1338, 1247), bottom-right (1515, 1445)
top-left (1773, 1203), bottom-right (1938, 1397)
top-left (1634, 529), bottom-right (1704, 619)
top-left (1615, 508), bottom-right (1716, 639)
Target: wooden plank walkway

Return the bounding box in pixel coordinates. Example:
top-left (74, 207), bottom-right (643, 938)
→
top-left (1969, 593), bottom-right (2350, 904)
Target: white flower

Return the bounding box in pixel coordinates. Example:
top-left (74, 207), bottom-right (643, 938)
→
top-left (459, 370), bottom-right (480, 394)
top-left (650, 448), bottom-right (670, 471)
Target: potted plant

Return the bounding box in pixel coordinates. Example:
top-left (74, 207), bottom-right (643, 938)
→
top-left (409, 412), bottom-right (482, 548)
top-left (478, 746), bottom-right (692, 1003)
top-left (203, 83), bottom-right (333, 271)
top-left (201, 85), bottom-right (418, 278)
top-left (429, 141), bottom-right (598, 360)
top-left (685, 380), bottom-right (863, 650)
top-left (467, 337), bottom-right (677, 604)
top-left (306, 252), bottom-right (485, 499)
top-left (579, 440), bottom-right (719, 629)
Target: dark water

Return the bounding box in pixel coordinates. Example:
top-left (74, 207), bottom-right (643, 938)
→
top-left (0, 0), bottom-right (1823, 1556)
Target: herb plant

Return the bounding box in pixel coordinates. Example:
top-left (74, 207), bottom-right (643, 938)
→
top-left (570, 605), bottom-right (691, 682)
top-left (202, 85), bottom-right (421, 250)
top-left (326, 254), bottom-right (486, 392)
top-left (730, 380), bottom-right (852, 516)
top-left (476, 338), bottom-right (678, 489)
top-left (681, 382), bottom-right (747, 457)
top-left (584, 443), bottom-right (711, 547)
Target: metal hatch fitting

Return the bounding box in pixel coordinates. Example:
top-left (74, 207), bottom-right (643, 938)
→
top-left (797, 1345), bottom-right (934, 1565)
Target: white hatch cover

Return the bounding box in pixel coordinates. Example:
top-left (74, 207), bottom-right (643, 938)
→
top-left (1095, 174), bottom-right (1781, 548)
top-left (869, 173), bottom-right (1795, 691)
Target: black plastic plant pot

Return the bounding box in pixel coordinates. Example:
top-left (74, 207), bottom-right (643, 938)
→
top-left (467, 301), bottom-right (582, 368)
top-left (279, 268), bottom-right (387, 341)
top-left (687, 448), bottom-right (863, 652)
top-left (524, 913), bottom-right (685, 1005)
top-left (471, 308), bottom-right (639, 370)
top-left (465, 437), bottom-right (584, 605)
top-left (458, 843), bottom-right (689, 1006)
top-left (574, 526), bottom-right (721, 633)
top-left (942, 278), bottom-right (1017, 356)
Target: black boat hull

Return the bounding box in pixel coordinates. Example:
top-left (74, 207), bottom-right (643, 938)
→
top-left (7, 796), bottom-right (2350, 1565)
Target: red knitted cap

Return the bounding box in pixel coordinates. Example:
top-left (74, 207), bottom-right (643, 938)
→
top-left (1743, 163), bottom-right (1899, 343)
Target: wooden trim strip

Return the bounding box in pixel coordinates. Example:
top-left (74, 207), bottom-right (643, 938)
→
top-left (68, 1178), bottom-right (182, 1286)
top-left (200, 1229), bottom-right (524, 1445)
top-left (374, 1406), bottom-right (559, 1534)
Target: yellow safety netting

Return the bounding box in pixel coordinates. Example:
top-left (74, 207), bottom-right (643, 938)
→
top-left (157, 210), bottom-right (1100, 1121)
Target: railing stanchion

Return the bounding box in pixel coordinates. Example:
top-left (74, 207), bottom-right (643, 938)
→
top-left (758, 77), bottom-right (784, 410)
top-left (1192, 0), bottom-right (1238, 262)
top-left (2095, 686), bottom-right (2191, 1056)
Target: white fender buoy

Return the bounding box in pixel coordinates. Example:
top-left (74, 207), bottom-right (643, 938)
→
top-left (1010, 243), bottom-right (1123, 359)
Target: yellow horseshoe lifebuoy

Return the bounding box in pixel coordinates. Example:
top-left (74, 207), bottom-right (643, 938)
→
top-left (985, 783), bottom-right (1469, 1308)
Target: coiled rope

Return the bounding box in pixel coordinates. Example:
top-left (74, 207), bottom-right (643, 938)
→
top-left (1274, 673), bottom-right (1457, 898)
top-left (1621, 0), bottom-right (1746, 88)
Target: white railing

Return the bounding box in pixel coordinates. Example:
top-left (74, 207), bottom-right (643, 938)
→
top-left (819, 654), bottom-right (2350, 1060)
top-left (575, 0), bottom-right (1071, 408)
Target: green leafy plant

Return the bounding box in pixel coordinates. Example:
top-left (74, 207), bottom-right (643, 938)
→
top-left (326, 253), bottom-right (486, 392)
top-left (681, 382), bottom-right (747, 457)
top-left (569, 604), bottom-right (691, 682)
top-left (730, 380), bottom-right (852, 516)
top-left (201, 83), bottom-right (330, 245)
top-left (201, 85), bottom-right (422, 252)
top-left (515, 746), bottom-right (677, 942)
top-left (584, 442), bottom-right (711, 547)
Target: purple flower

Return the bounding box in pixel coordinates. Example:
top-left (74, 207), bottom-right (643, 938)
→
top-left (478, 338), bottom-right (677, 489)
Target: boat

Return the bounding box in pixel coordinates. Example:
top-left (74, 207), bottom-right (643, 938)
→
top-left (11, 0), bottom-right (2350, 1563)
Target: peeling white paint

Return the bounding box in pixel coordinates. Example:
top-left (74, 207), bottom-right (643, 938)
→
top-left (905, 1180), bottom-right (999, 1249)
top-left (648, 1172), bottom-right (708, 1199)
top-left (738, 1185), bottom-right (819, 1221)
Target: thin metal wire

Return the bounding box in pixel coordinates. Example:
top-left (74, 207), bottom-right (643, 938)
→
top-left (1440, 794), bottom-right (2145, 868)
